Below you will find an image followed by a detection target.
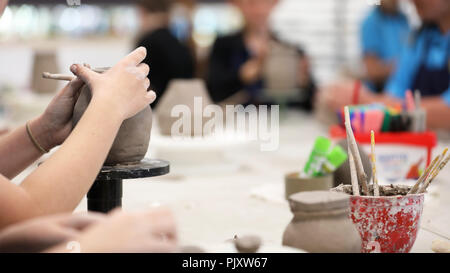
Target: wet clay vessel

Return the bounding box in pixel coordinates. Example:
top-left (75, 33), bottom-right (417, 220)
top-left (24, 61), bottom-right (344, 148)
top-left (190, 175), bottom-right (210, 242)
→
top-left (73, 84), bottom-right (153, 166)
top-left (283, 191), bottom-right (361, 253)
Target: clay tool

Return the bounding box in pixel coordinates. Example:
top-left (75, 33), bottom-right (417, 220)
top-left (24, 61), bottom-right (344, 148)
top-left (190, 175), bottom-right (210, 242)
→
top-left (419, 151), bottom-right (449, 193)
top-left (303, 136), bottom-right (331, 177)
top-left (42, 72), bottom-right (75, 81)
top-left (345, 106), bottom-right (368, 195)
top-left (370, 130), bottom-right (380, 196)
top-left (352, 80), bottom-right (361, 105)
top-left (408, 154), bottom-right (442, 194)
top-left (43, 67), bottom-right (107, 81)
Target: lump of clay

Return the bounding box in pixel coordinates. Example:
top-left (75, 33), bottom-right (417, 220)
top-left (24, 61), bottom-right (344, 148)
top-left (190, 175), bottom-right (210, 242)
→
top-left (156, 79), bottom-right (213, 137)
top-left (73, 84), bottom-right (153, 166)
top-left (333, 139), bottom-right (372, 187)
top-left (234, 235), bottom-right (262, 253)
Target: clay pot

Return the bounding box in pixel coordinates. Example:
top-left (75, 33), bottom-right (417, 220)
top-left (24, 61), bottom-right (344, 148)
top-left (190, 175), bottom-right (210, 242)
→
top-left (156, 79), bottom-right (213, 137)
top-left (349, 193), bottom-right (424, 253)
top-left (31, 50), bottom-right (59, 94)
top-left (73, 84), bottom-right (153, 166)
top-left (282, 191), bottom-right (361, 253)
top-left (284, 172), bottom-right (333, 200)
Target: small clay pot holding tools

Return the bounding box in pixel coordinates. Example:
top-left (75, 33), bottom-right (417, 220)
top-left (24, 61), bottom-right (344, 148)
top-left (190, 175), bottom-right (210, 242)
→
top-left (284, 172), bottom-right (333, 200)
top-left (282, 191), bottom-right (361, 253)
top-left (351, 192), bottom-right (424, 253)
top-left (73, 83), bottom-right (153, 166)
top-left (333, 184), bottom-right (424, 253)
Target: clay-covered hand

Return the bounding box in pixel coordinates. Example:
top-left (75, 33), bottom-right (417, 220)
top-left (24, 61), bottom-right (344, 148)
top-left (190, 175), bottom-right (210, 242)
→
top-left (70, 47), bottom-right (156, 120)
top-left (69, 208), bottom-right (178, 253)
top-left (0, 212), bottom-right (105, 253)
top-left (32, 78), bottom-right (85, 150)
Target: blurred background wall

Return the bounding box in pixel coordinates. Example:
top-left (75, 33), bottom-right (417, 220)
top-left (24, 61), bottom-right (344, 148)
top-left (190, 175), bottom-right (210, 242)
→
top-left (0, 0), bottom-right (420, 89)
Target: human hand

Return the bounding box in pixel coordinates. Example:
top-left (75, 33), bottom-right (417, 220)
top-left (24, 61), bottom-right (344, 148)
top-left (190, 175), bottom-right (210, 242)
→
top-left (70, 208), bottom-right (177, 253)
top-left (320, 80), bottom-right (375, 111)
top-left (31, 78), bottom-right (84, 150)
top-left (239, 58), bottom-right (264, 85)
top-left (0, 213), bottom-right (104, 253)
top-left (70, 47), bottom-right (156, 121)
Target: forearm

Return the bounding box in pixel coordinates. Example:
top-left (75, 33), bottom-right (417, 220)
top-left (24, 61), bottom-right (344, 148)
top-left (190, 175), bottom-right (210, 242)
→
top-left (20, 98), bottom-right (123, 215)
top-left (0, 116), bottom-right (54, 179)
top-left (422, 97), bottom-right (450, 130)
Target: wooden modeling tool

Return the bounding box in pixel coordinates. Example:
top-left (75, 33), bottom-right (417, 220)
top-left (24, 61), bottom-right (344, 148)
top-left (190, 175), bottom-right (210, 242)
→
top-left (43, 66), bottom-right (107, 81)
top-left (344, 106), bottom-right (369, 195)
top-left (42, 72), bottom-right (75, 81)
top-left (370, 131), bottom-right (379, 196)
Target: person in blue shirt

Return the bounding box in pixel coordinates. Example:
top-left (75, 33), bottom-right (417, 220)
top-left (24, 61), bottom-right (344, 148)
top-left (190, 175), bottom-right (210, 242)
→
top-left (360, 0), bottom-right (410, 92)
top-left (324, 0), bottom-right (450, 130)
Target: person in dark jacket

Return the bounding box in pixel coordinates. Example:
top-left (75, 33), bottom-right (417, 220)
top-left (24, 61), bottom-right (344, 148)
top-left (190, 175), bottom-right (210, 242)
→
top-left (136, 0), bottom-right (195, 107)
top-left (206, 0), bottom-right (316, 110)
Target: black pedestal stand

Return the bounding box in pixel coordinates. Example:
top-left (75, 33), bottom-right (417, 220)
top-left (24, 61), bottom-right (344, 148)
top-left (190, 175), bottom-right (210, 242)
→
top-left (87, 158), bottom-right (170, 213)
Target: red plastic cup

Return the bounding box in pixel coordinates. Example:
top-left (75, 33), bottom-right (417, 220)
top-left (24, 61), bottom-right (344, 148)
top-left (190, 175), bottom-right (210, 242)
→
top-left (349, 194), bottom-right (424, 253)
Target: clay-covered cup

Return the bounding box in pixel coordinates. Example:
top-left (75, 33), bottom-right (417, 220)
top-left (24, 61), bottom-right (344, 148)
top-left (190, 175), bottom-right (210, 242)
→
top-left (284, 172), bottom-right (333, 200)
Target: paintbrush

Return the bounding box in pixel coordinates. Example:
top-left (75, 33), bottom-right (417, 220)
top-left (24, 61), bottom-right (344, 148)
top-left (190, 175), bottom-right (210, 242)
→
top-left (419, 153), bottom-right (450, 193)
top-left (344, 106), bottom-right (369, 195)
top-left (408, 154), bottom-right (441, 194)
top-left (370, 130), bottom-right (379, 196)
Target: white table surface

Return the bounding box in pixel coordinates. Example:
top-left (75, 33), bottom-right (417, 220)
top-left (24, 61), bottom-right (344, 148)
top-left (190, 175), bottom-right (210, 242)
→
top-left (4, 107), bottom-right (449, 253)
top-left (75, 110), bottom-right (450, 253)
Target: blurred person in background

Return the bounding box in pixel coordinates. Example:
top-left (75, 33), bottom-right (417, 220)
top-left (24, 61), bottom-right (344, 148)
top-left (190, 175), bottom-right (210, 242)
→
top-left (322, 0), bottom-right (450, 130)
top-left (206, 0), bottom-right (316, 110)
top-left (0, 0), bottom-right (177, 252)
top-left (136, 0), bottom-right (195, 107)
top-left (360, 0), bottom-right (410, 92)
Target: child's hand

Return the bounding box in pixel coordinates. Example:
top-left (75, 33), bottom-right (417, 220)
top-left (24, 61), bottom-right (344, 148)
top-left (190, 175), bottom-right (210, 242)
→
top-left (70, 47), bottom-right (156, 120)
top-left (73, 208), bottom-right (178, 253)
top-left (0, 213), bottom-right (105, 253)
top-left (31, 78), bottom-right (85, 150)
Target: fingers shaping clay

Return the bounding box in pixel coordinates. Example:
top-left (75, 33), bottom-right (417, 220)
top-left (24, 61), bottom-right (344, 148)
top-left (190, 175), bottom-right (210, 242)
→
top-left (73, 84), bottom-right (153, 166)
